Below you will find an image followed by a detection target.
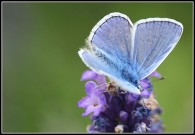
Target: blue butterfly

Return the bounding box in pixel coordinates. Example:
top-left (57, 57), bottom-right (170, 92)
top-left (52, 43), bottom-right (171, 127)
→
top-left (78, 12), bottom-right (183, 95)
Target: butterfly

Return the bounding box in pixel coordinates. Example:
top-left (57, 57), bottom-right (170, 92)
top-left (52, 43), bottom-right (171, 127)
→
top-left (78, 12), bottom-right (183, 95)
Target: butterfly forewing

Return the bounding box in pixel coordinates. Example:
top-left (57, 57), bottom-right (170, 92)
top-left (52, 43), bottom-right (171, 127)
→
top-left (132, 19), bottom-right (183, 80)
top-left (88, 12), bottom-right (134, 64)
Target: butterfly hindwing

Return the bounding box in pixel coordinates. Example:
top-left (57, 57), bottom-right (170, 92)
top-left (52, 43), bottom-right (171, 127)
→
top-left (78, 47), bottom-right (140, 94)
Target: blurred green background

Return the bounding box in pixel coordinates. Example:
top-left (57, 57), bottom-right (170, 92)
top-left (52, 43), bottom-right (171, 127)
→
top-left (2, 2), bottom-right (193, 133)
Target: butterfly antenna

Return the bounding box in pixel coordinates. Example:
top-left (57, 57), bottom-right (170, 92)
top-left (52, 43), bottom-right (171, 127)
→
top-left (95, 83), bottom-right (108, 90)
top-left (153, 76), bottom-right (166, 82)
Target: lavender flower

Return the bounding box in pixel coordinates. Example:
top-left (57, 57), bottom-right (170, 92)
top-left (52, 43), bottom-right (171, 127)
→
top-left (78, 81), bottom-right (106, 117)
top-left (78, 70), bottom-right (164, 133)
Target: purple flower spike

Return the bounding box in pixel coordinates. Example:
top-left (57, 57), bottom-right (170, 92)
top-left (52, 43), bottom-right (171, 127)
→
top-left (78, 70), bottom-right (164, 133)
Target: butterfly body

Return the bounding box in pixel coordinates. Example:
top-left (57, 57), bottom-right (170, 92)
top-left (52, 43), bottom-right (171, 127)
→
top-left (78, 12), bottom-right (183, 95)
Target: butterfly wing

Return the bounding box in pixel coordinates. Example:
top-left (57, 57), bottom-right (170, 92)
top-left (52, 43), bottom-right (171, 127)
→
top-left (87, 12), bottom-right (134, 64)
top-left (79, 12), bottom-right (140, 94)
top-left (132, 18), bottom-right (183, 80)
top-left (78, 48), bottom-right (141, 94)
